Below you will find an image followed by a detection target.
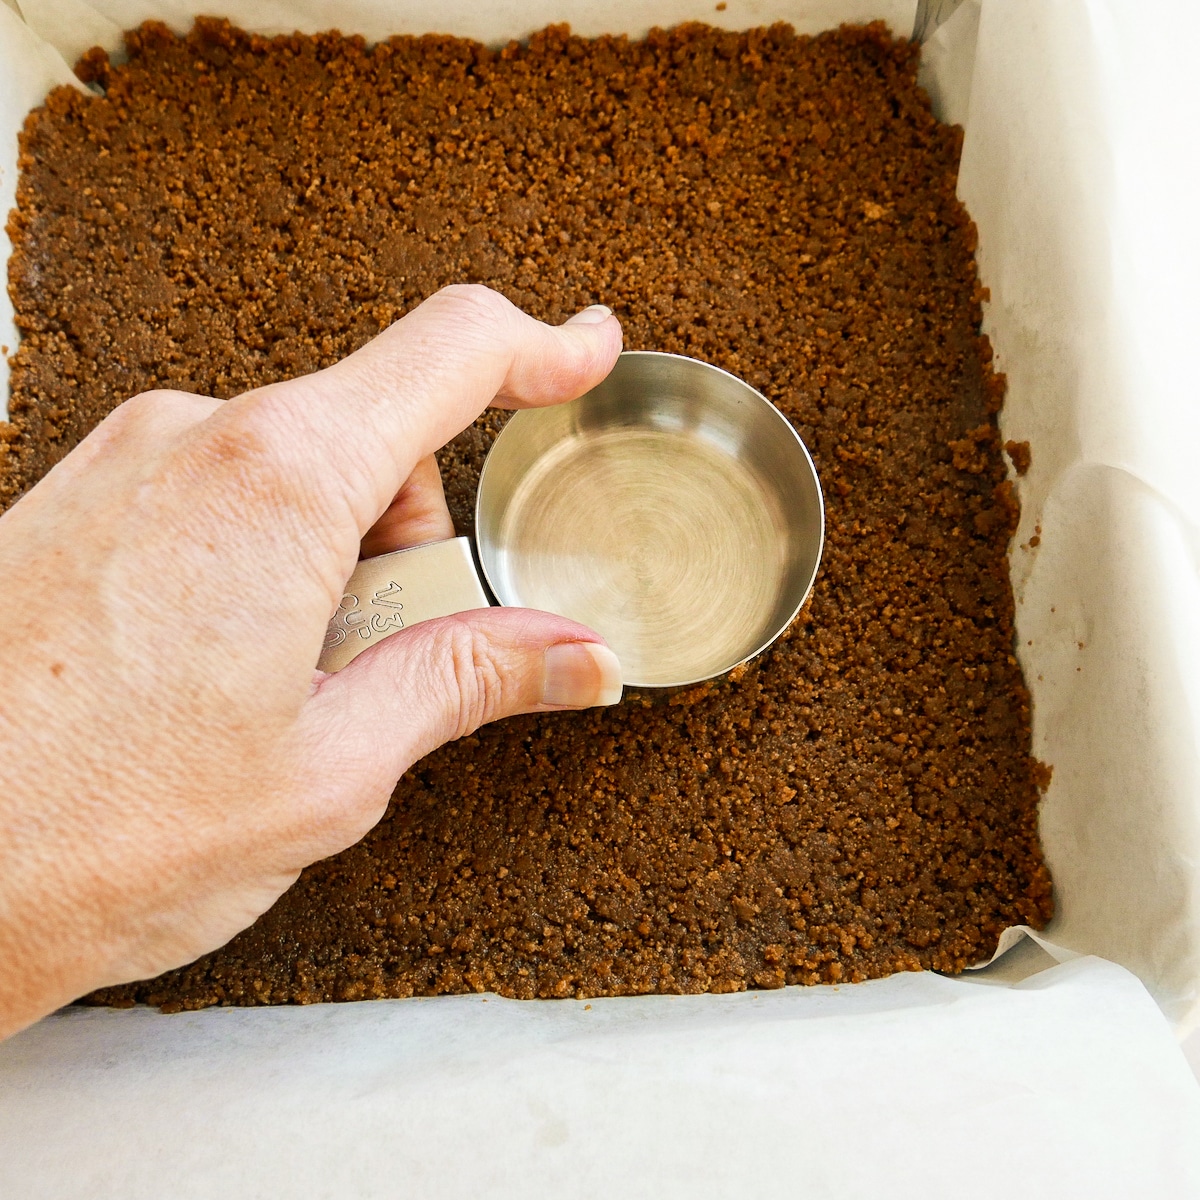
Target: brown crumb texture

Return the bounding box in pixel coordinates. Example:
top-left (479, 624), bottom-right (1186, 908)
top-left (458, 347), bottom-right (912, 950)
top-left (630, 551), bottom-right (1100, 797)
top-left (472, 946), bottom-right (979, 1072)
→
top-left (1004, 439), bottom-right (1031, 476)
top-left (3, 19), bottom-right (1052, 1007)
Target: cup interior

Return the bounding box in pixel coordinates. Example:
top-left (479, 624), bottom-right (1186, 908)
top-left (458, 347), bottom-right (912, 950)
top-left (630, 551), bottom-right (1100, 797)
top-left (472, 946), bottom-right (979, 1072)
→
top-left (476, 351), bottom-right (825, 688)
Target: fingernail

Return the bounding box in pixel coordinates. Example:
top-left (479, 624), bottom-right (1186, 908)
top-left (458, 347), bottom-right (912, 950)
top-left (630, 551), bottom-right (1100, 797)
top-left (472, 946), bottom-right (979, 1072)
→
top-left (542, 641), bottom-right (623, 708)
top-left (565, 304), bottom-right (613, 325)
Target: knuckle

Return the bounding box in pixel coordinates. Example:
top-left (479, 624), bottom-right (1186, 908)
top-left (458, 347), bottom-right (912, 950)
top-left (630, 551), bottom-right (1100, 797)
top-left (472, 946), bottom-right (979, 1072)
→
top-left (435, 618), bottom-right (508, 740)
top-left (193, 405), bottom-right (276, 473)
top-left (179, 403), bottom-right (317, 517)
top-left (112, 388), bottom-right (199, 430)
top-left (239, 391), bottom-right (367, 519)
top-left (429, 283), bottom-right (513, 331)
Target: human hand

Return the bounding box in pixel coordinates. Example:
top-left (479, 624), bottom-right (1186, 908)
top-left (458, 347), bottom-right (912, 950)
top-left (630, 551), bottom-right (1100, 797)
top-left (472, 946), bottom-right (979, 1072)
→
top-left (0, 285), bottom-right (623, 1040)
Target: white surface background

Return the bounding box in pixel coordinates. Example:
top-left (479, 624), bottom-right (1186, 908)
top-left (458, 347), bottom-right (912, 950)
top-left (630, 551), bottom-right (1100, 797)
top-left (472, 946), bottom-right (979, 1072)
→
top-left (2, 956), bottom-right (1200, 1198)
top-left (2, 0), bottom-right (1199, 1191)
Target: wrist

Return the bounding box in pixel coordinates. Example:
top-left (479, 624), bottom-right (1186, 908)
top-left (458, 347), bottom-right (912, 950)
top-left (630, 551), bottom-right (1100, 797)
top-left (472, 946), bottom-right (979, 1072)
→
top-left (0, 760), bottom-right (119, 1040)
top-left (0, 883), bottom-right (93, 1040)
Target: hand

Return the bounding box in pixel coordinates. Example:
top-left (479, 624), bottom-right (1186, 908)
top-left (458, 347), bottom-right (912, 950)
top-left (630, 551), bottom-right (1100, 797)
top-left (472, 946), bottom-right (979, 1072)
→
top-left (0, 285), bottom-right (624, 1040)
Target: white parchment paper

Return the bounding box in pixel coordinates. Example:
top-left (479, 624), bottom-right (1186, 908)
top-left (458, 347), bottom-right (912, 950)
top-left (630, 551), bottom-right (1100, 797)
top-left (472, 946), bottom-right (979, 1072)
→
top-left (2, 0), bottom-right (1200, 1189)
top-left (953, 0), bottom-right (1200, 1028)
top-left (2, 957), bottom-right (1200, 1197)
top-left (10, 0), bottom-right (918, 66)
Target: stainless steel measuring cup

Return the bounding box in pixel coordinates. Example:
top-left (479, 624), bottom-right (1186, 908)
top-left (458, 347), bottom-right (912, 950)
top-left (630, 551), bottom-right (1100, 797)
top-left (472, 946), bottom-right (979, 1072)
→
top-left (318, 351), bottom-right (824, 687)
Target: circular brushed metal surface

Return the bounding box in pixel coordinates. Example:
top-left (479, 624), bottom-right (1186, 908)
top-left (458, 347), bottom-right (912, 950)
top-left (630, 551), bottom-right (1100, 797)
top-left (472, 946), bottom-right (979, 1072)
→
top-left (476, 351), bottom-right (824, 688)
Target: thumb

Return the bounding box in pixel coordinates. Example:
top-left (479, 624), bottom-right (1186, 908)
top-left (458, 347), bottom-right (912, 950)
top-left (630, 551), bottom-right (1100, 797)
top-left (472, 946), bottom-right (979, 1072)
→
top-left (301, 607), bottom-right (623, 796)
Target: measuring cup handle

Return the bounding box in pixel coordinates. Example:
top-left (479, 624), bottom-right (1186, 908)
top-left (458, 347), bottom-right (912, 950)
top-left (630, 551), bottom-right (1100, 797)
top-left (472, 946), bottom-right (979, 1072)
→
top-left (316, 537), bottom-right (491, 672)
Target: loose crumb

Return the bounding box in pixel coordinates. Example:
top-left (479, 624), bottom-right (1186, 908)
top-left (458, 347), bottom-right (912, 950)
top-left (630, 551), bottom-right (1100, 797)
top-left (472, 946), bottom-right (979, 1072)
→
top-left (1004, 439), bottom-right (1032, 476)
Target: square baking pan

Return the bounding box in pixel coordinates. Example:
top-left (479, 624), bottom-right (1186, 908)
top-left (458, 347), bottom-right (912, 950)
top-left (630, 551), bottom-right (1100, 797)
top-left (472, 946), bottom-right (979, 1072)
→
top-left (1, 0), bottom-right (1199, 1193)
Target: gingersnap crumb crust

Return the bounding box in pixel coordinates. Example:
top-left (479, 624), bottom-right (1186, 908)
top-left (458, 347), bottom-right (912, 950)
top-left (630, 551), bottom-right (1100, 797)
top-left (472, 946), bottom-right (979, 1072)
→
top-left (2, 18), bottom-right (1052, 1008)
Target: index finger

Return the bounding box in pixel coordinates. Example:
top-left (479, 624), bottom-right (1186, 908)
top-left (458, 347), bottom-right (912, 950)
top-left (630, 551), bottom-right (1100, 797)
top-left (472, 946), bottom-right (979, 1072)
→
top-left (216, 285), bottom-right (621, 540)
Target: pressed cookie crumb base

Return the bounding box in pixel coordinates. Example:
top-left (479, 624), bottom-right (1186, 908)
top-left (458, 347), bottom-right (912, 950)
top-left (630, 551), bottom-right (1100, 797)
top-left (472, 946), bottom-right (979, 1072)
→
top-left (2, 19), bottom-right (1052, 1007)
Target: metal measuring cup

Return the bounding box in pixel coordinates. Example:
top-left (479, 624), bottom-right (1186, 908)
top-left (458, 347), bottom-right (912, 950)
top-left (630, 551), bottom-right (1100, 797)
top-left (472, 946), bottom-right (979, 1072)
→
top-left (318, 351), bottom-right (824, 687)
